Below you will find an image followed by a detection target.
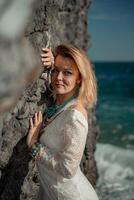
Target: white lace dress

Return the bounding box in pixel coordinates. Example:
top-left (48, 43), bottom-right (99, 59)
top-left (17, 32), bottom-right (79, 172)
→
top-left (36, 100), bottom-right (99, 200)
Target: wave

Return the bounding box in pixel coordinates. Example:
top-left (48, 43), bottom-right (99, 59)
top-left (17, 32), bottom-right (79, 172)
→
top-left (95, 143), bottom-right (134, 200)
top-left (95, 143), bottom-right (134, 181)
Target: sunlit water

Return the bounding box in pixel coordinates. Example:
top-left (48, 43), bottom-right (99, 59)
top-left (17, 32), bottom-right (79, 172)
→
top-left (94, 62), bottom-right (134, 200)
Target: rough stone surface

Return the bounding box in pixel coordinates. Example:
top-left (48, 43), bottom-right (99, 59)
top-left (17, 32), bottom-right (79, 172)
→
top-left (0, 0), bottom-right (41, 113)
top-left (0, 0), bottom-right (98, 199)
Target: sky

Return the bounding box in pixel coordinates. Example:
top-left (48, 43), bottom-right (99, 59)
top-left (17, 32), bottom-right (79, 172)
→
top-left (88, 0), bottom-right (134, 62)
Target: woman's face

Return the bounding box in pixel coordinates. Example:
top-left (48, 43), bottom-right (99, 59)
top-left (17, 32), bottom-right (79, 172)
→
top-left (51, 55), bottom-right (81, 97)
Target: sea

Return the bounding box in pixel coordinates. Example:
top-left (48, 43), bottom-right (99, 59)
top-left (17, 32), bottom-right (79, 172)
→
top-left (93, 62), bottom-right (134, 200)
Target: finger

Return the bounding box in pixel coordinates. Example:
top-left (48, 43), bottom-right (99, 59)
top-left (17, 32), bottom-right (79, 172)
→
top-left (37, 111), bottom-right (40, 122)
top-left (38, 111), bottom-right (43, 123)
top-left (40, 111), bottom-right (43, 122)
top-left (41, 48), bottom-right (50, 53)
top-left (34, 113), bottom-right (38, 125)
top-left (43, 61), bottom-right (52, 66)
top-left (42, 47), bottom-right (49, 51)
top-left (41, 57), bottom-right (51, 62)
top-left (30, 118), bottom-right (33, 128)
top-left (41, 52), bottom-right (51, 58)
top-left (41, 50), bottom-right (50, 59)
top-left (39, 111), bottom-right (42, 122)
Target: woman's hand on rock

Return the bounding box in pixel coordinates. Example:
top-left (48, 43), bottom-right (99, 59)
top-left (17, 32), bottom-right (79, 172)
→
top-left (41, 48), bottom-right (54, 68)
top-left (26, 111), bottom-right (43, 149)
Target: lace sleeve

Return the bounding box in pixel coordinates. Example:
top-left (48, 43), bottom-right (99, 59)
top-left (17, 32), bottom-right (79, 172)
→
top-left (36, 111), bottom-right (88, 179)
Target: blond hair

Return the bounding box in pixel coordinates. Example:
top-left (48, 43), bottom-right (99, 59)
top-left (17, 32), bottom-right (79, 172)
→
top-left (54, 44), bottom-right (97, 109)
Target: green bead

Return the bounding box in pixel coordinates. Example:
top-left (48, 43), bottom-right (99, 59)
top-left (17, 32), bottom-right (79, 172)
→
top-left (46, 95), bottom-right (76, 118)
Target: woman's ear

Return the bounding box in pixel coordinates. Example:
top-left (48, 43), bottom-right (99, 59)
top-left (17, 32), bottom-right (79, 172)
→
top-left (76, 75), bottom-right (81, 84)
top-left (76, 79), bottom-right (81, 84)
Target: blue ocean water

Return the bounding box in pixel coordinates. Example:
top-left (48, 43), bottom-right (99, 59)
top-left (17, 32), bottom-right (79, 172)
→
top-left (93, 62), bottom-right (134, 200)
top-left (95, 62), bottom-right (134, 149)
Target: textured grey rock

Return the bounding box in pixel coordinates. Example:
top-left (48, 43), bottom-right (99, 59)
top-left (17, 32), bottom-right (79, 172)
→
top-left (0, 0), bottom-right (41, 113)
top-left (0, 39), bottom-right (41, 113)
top-left (0, 0), bottom-right (98, 199)
top-left (0, 0), bottom-right (35, 40)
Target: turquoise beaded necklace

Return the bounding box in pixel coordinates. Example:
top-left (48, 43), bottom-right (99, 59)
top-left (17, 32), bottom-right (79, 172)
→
top-left (45, 86), bottom-right (80, 119)
top-left (45, 95), bottom-right (76, 119)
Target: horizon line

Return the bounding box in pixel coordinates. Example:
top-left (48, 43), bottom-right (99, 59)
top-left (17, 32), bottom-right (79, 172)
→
top-left (91, 60), bottom-right (134, 63)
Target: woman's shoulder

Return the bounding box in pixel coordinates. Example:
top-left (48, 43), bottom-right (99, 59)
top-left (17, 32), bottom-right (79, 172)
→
top-left (64, 102), bottom-right (88, 128)
top-left (70, 103), bottom-right (88, 120)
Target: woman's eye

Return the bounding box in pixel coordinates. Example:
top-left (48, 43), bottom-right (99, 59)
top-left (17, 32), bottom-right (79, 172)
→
top-left (64, 71), bottom-right (72, 76)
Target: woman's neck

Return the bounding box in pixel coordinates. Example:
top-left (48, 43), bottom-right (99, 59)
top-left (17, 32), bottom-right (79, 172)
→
top-left (55, 86), bottom-right (80, 105)
top-left (56, 93), bottom-right (75, 105)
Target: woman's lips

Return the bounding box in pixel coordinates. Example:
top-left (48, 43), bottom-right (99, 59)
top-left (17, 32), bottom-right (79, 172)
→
top-left (55, 83), bottom-right (64, 87)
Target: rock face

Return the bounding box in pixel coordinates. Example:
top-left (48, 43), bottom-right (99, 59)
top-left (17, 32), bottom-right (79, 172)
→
top-left (0, 0), bottom-right (41, 113)
top-left (0, 0), bottom-right (98, 199)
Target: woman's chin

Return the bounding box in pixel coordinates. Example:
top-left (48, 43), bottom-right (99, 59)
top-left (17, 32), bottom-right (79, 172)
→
top-left (54, 87), bottom-right (65, 94)
top-left (55, 90), bottom-right (65, 95)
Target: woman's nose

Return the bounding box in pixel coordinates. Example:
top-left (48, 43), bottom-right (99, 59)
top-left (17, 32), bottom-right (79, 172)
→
top-left (56, 72), bottom-right (63, 80)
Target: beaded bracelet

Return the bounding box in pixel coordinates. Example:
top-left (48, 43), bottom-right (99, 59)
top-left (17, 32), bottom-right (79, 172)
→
top-left (30, 142), bottom-right (44, 159)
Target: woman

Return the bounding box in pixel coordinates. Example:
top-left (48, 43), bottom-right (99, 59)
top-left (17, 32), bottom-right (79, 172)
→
top-left (27, 44), bottom-right (99, 200)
